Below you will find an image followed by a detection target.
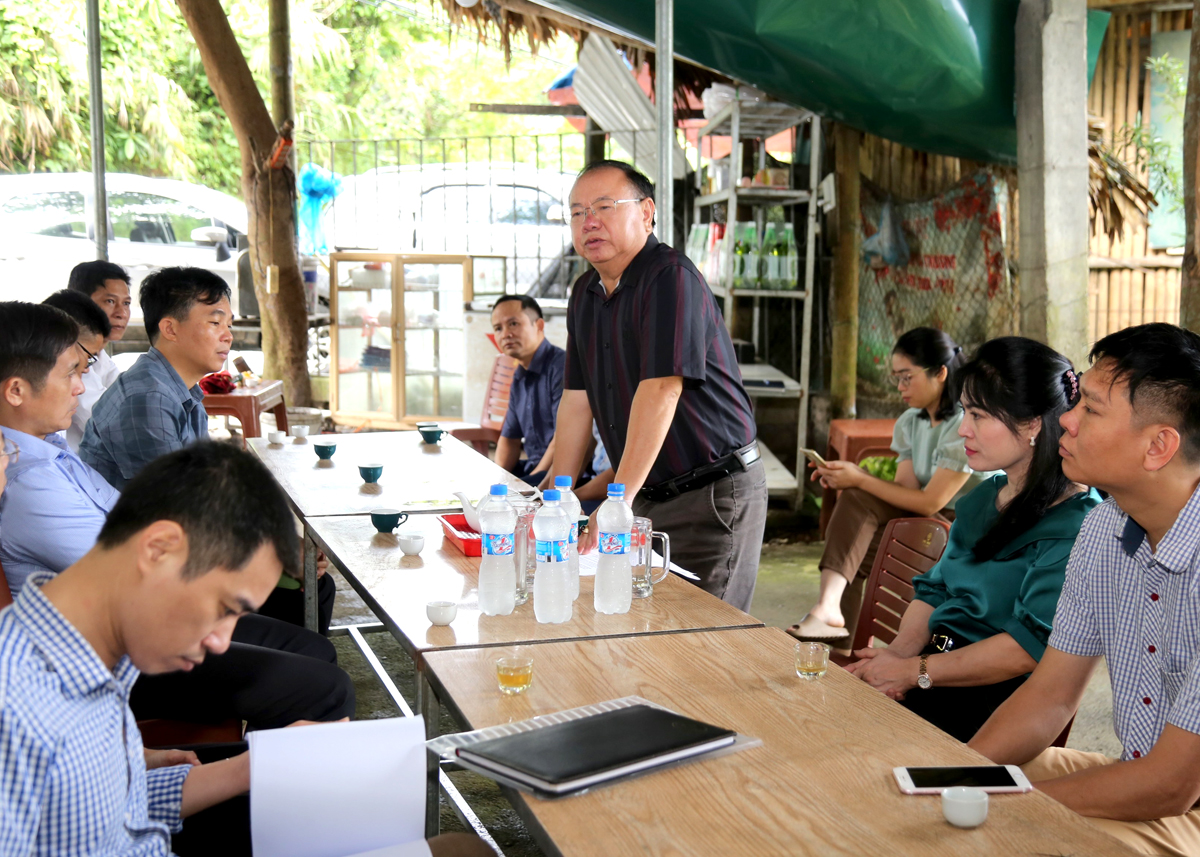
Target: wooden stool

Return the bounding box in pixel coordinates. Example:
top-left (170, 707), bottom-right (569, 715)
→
top-left (819, 418), bottom-right (896, 538)
top-left (204, 380), bottom-right (288, 446)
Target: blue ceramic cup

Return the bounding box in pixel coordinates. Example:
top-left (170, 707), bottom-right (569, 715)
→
top-left (313, 440), bottom-right (337, 460)
top-left (370, 508), bottom-right (409, 533)
top-left (359, 463), bottom-right (384, 484)
top-left (418, 427), bottom-right (446, 444)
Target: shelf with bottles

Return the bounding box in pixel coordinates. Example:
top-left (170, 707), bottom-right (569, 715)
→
top-left (685, 221), bottom-right (804, 295)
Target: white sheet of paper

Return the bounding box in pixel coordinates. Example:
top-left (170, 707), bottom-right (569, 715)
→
top-left (249, 716), bottom-right (426, 857)
top-left (343, 842), bottom-right (433, 857)
top-left (576, 551), bottom-right (699, 581)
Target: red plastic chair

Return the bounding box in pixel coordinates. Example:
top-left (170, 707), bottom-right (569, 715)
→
top-left (452, 353), bottom-right (519, 455)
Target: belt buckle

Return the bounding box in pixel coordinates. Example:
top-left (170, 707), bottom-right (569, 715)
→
top-left (930, 633), bottom-right (955, 653)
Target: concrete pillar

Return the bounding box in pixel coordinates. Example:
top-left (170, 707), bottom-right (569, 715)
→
top-left (1016, 0), bottom-right (1089, 366)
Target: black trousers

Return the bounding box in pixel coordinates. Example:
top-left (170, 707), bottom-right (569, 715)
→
top-left (899, 641), bottom-right (1027, 743)
top-left (131, 613), bottom-right (355, 731)
top-left (257, 570), bottom-right (336, 636)
top-left (171, 742), bottom-right (251, 857)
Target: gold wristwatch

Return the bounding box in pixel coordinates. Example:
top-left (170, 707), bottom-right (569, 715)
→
top-left (917, 655), bottom-right (933, 690)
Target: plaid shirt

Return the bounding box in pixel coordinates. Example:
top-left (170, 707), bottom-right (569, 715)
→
top-left (0, 573), bottom-right (190, 855)
top-left (78, 347), bottom-right (207, 490)
top-left (1050, 485), bottom-right (1200, 761)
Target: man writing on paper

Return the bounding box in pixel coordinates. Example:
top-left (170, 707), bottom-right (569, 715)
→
top-left (0, 441), bottom-right (488, 857)
top-left (551, 161), bottom-right (768, 612)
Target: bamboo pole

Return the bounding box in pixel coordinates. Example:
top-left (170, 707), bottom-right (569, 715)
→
top-left (831, 123), bottom-right (862, 420)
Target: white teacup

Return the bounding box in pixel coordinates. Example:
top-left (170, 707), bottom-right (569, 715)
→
top-left (426, 601), bottom-right (457, 625)
top-left (942, 786), bottom-right (988, 828)
top-left (267, 430), bottom-right (286, 445)
top-left (289, 425), bottom-right (310, 438)
top-left (397, 532), bottom-right (425, 556)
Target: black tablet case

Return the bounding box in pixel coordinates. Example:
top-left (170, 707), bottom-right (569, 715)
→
top-left (456, 704), bottom-right (735, 790)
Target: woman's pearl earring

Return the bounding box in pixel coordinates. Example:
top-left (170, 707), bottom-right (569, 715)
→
top-left (1029, 435), bottom-right (1037, 447)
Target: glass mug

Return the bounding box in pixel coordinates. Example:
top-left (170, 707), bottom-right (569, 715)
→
top-left (631, 517), bottom-right (671, 599)
top-left (513, 507), bottom-right (537, 606)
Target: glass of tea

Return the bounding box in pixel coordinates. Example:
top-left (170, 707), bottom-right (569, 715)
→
top-left (495, 656), bottom-right (534, 695)
top-left (794, 641), bottom-right (830, 680)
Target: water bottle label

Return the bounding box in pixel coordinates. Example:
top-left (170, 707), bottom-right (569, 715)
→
top-left (598, 532), bottom-right (630, 555)
top-left (536, 539), bottom-right (568, 563)
top-left (483, 532), bottom-right (514, 556)
top-left (568, 522), bottom-right (578, 545)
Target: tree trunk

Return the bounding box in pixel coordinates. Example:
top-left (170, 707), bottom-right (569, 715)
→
top-left (176, 0), bottom-right (312, 406)
top-left (1183, 0), bottom-right (1200, 331)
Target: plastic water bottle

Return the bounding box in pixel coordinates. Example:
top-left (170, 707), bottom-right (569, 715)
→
top-left (478, 484), bottom-right (516, 616)
top-left (554, 475), bottom-right (582, 601)
top-left (595, 483), bottom-right (633, 614)
top-left (533, 489), bottom-right (573, 624)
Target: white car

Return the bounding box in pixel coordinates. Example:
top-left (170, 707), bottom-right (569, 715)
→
top-left (329, 164), bottom-right (576, 291)
top-left (0, 172), bottom-right (248, 317)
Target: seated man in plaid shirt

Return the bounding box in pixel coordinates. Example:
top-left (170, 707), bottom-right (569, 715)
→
top-left (971, 323), bottom-right (1200, 856)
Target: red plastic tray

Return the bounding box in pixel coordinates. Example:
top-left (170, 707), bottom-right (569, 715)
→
top-left (438, 514), bottom-right (481, 556)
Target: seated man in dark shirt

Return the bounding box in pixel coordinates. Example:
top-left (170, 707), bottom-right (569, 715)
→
top-left (491, 295), bottom-right (566, 487)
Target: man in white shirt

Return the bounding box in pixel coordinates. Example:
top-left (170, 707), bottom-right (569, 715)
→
top-left (42, 289), bottom-right (113, 450)
top-left (65, 261), bottom-right (132, 450)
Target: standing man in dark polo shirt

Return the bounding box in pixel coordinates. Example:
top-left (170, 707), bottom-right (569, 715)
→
top-left (491, 294), bottom-right (565, 486)
top-left (551, 160), bottom-right (767, 612)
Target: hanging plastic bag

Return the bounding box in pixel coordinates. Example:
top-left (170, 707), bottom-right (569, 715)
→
top-left (298, 163), bottom-right (343, 255)
top-left (862, 198), bottom-right (910, 269)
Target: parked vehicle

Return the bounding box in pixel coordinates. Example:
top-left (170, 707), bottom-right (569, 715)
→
top-left (0, 173), bottom-right (248, 316)
top-left (328, 164), bottom-right (576, 291)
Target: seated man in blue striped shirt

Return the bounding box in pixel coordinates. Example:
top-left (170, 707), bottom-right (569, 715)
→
top-left (971, 323), bottom-right (1200, 856)
top-left (78, 266), bottom-right (335, 631)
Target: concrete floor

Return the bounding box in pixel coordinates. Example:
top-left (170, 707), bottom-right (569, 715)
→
top-left (328, 524), bottom-right (1123, 856)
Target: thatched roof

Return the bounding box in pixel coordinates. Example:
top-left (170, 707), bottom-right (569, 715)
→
top-left (436, 0), bottom-right (728, 107)
top-left (1088, 115), bottom-right (1157, 241)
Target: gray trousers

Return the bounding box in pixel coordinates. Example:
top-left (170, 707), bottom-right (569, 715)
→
top-left (631, 459), bottom-right (768, 613)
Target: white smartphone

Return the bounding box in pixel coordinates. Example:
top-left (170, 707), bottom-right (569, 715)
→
top-left (800, 448), bottom-right (828, 468)
top-left (892, 765), bottom-right (1034, 795)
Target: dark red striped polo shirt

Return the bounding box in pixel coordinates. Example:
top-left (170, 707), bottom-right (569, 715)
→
top-left (564, 235), bottom-right (756, 486)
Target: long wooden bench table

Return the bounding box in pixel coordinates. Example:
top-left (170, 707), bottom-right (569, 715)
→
top-left (423, 626), bottom-right (1136, 857)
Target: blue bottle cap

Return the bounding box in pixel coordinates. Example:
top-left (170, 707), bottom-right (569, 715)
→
top-left (543, 489), bottom-right (561, 502)
top-left (489, 484), bottom-right (508, 496)
top-left (554, 475), bottom-right (572, 488)
top-left (607, 483), bottom-right (625, 496)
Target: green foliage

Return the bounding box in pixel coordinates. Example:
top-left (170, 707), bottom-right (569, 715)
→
top-left (0, 0), bottom-right (578, 195)
top-left (1118, 54), bottom-right (1186, 215)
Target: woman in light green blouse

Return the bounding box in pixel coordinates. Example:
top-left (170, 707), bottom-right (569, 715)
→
top-left (789, 328), bottom-right (988, 643)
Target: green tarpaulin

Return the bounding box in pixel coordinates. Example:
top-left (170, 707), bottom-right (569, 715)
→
top-left (546, 1), bottom-right (1105, 165)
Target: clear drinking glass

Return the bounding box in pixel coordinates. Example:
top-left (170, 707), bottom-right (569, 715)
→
top-left (513, 508), bottom-right (536, 605)
top-left (495, 656), bottom-right (533, 694)
top-left (795, 641), bottom-right (831, 680)
top-left (631, 518), bottom-right (670, 599)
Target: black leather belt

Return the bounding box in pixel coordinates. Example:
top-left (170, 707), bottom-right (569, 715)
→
top-left (638, 441), bottom-right (761, 503)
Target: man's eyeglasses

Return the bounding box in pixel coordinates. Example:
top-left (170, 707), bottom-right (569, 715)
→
top-left (0, 435), bottom-right (19, 467)
top-left (569, 198), bottom-right (645, 223)
top-left (76, 341), bottom-right (98, 368)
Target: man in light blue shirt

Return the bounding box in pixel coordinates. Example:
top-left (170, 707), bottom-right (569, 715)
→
top-left (971, 323), bottom-right (1200, 856)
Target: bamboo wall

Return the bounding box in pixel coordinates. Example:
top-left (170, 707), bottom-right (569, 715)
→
top-left (1088, 5), bottom-right (1188, 342)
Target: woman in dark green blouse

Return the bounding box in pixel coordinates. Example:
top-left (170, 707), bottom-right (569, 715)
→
top-left (847, 337), bottom-right (1101, 742)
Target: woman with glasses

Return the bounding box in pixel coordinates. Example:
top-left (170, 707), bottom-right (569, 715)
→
top-left (788, 328), bottom-right (988, 643)
top-left (41, 290), bottom-right (112, 452)
top-left (845, 337), bottom-right (1100, 741)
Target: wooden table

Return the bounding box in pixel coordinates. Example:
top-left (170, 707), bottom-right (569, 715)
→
top-left (305, 512), bottom-right (763, 835)
top-left (249, 431), bottom-right (528, 518)
top-left (820, 418), bottom-right (897, 536)
top-left (204, 379), bottom-right (288, 443)
top-left (423, 627), bottom-right (1135, 857)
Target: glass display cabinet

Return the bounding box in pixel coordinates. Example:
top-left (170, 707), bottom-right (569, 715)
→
top-left (329, 252), bottom-right (502, 428)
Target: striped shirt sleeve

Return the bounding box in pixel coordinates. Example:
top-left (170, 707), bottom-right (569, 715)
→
top-left (145, 764), bottom-right (191, 831)
top-left (1047, 536), bottom-right (1105, 658)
